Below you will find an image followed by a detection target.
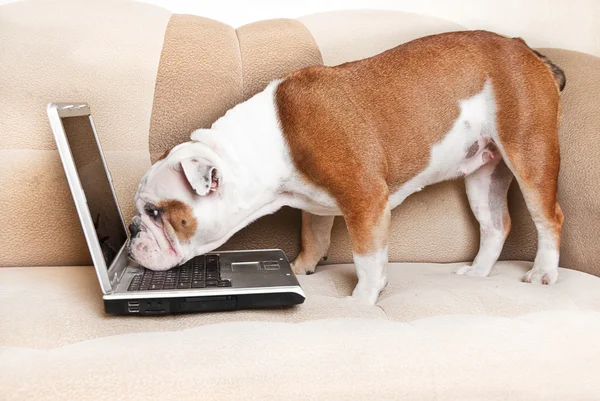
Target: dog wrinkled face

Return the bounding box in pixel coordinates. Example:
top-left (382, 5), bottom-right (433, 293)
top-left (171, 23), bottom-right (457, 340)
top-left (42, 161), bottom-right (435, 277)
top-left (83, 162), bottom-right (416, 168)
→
top-left (128, 142), bottom-right (226, 271)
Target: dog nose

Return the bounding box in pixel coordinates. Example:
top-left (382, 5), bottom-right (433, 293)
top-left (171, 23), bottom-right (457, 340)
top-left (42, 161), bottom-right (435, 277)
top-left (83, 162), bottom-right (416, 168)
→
top-left (129, 222), bottom-right (141, 237)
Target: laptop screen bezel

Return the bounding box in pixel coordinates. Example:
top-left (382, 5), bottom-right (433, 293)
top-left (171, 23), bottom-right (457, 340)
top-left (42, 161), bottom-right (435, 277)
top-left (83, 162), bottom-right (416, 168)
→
top-left (47, 103), bottom-right (129, 294)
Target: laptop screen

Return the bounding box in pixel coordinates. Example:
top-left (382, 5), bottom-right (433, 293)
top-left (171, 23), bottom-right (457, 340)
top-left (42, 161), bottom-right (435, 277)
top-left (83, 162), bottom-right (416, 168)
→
top-left (61, 116), bottom-right (127, 268)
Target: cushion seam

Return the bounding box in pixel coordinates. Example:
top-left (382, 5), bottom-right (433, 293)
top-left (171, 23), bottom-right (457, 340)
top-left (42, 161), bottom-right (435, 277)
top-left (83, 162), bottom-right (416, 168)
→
top-left (233, 27), bottom-right (244, 103)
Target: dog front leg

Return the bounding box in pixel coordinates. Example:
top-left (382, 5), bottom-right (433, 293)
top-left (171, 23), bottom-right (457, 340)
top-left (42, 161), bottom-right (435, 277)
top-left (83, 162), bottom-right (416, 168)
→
top-left (344, 202), bottom-right (391, 305)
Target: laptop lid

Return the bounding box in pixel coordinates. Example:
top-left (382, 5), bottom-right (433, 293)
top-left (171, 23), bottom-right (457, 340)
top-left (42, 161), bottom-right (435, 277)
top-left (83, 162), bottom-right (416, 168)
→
top-left (47, 103), bottom-right (128, 294)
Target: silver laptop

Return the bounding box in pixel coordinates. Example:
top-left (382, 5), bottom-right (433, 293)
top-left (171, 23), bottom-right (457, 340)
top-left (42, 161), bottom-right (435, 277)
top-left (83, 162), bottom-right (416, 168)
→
top-left (47, 102), bottom-right (305, 315)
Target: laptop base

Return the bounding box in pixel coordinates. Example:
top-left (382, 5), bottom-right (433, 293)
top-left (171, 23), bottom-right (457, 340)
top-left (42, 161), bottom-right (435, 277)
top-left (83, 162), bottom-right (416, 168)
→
top-left (104, 291), bottom-right (305, 315)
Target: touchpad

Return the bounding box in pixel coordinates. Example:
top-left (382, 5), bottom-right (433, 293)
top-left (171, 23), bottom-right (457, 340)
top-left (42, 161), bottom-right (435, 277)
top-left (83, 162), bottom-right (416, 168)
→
top-left (231, 261), bottom-right (261, 272)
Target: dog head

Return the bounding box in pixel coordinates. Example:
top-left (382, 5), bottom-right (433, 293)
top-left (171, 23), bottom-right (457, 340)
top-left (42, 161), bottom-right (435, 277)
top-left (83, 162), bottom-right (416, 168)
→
top-left (128, 138), bottom-right (235, 270)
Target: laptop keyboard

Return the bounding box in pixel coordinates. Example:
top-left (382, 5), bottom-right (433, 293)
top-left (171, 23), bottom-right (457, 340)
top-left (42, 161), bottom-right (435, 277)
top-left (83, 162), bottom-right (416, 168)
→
top-left (128, 255), bottom-right (232, 291)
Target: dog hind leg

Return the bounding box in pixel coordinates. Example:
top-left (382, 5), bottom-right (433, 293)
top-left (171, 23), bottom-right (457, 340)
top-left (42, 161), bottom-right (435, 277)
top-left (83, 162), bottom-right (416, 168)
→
top-left (493, 79), bottom-right (563, 285)
top-left (455, 159), bottom-right (513, 276)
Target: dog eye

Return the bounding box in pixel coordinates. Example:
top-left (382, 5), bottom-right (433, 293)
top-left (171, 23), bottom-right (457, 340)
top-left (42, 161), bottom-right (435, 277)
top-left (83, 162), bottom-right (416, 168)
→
top-left (144, 205), bottom-right (161, 219)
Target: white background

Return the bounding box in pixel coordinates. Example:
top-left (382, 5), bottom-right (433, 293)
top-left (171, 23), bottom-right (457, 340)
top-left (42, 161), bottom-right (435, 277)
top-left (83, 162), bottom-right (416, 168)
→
top-left (2, 0), bottom-right (599, 56)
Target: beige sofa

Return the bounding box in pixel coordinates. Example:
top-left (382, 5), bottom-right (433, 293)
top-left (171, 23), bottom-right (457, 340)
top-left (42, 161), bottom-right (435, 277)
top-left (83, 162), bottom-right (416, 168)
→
top-left (2, 1), bottom-right (600, 399)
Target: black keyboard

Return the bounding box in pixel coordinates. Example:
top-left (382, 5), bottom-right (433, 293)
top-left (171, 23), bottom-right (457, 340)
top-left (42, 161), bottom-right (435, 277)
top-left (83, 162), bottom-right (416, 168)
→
top-left (128, 255), bottom-right (231, 291)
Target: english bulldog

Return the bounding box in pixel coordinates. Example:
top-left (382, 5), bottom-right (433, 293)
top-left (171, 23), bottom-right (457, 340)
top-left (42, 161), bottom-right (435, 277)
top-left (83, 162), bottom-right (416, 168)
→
top-left (129, 30), bottom-right (565, 305)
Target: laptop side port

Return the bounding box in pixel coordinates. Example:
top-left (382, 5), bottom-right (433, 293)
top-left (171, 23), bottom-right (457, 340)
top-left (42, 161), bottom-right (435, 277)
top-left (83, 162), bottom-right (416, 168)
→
top-left (145, 300), bottom-right (167, 314)
top-left (127, 300), bottom-right (140, 313)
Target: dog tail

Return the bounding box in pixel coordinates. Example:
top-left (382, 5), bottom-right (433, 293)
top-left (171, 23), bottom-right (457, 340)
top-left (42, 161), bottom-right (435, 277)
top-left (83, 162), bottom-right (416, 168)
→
top-left (531, 49), bottom-right (566, 92)
top-left (513, 37), bottom-right (566, 92)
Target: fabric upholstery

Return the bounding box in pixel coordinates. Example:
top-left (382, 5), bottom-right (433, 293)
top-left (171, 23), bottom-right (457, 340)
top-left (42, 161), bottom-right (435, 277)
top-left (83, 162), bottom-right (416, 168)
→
top-left (3, 2), bottom-right (599, 275)
top-left (2, 262), bottom-right (600, 399)
top-left (236, 19), bottom-right (323, 100)
top-left (2, 3), bottom-right (600, 399)
top-left (299, 10), bottom-right (467, 66)
top-left (0, 151), bottom-right (91, 266)
top-left (148, 16), bottom-right (323, 163)
top-left (3, 312), bottom-right (600, 400)
top-left (148, 14), bottom-right (243, 163)
top-left (326, 180), bottom-right (481, 265)
top-left (0, 0), bottom-right (171, 267)
top-left (2, 261), bottom-right (600, 349)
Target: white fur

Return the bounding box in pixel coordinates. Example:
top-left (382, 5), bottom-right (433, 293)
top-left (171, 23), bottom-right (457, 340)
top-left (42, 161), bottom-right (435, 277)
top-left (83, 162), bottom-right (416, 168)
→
top-left (389, 81), bottom-right (497, 208)
top-left (522, 216), bottom-right (560, 284)
top-left (351, 246), bottom-right (389, 305)
top-left (131, 81), bottom-right (293, 268)
top-left (185, 81), bottom-right (296, 256)
top-left (454, 160), bottom-right (508, 277)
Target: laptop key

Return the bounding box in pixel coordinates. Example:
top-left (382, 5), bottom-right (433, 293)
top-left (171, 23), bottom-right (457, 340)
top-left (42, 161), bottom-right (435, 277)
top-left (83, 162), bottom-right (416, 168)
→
top-left (191, 280), bottom-right (206, 288)
top-left (128, 275), bottom-right (142, 291)
top-left (218, 280), bottom-right (231, 287)
top-left (177, 282), bottom-right (191, 289)
top-left (206, 280), bottom-right (218, 287)
top-left (149, 283), bottom-right (163, 290)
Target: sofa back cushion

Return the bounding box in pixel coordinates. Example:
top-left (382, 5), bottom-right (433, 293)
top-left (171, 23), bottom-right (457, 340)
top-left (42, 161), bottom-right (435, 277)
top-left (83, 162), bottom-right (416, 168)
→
top-left (0, 0), bottom-right (321, 267)
top-left (0, 0), bottom-right (171, 267)
top-left (1, 2), bottom-right (599, 277)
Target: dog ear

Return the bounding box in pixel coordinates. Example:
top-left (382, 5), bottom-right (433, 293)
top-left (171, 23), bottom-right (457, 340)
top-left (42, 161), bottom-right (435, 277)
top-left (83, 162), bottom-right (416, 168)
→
top-left (190, 128), bottom-right (211, 142)
top-left (179, 158), bottom-right (219, 196)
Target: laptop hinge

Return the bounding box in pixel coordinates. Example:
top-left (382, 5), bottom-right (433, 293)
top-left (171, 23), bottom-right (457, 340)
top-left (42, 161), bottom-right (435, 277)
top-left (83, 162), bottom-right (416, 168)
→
top-left (107, 244), bottom-right (130, 293)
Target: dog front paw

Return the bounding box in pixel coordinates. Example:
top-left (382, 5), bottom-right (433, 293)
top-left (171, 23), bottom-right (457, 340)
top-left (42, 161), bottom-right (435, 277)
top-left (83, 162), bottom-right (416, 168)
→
top-left (346, 280), bottom-right (385, 305)
top-left (344, 293), bottom-right (379, 305)
top-left (453, 264), bottom-right (492, 277)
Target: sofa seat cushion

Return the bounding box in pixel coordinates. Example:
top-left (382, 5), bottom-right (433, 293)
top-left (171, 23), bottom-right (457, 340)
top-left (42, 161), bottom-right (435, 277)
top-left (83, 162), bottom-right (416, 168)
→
top-left (2, 262), bottom-right (600, 349)
top-left (2, 262), bottom-right (600, 399)
top-left (1, 311), bottom-right (599, 401)
top-left (2, 262), bottom-right (600, 400)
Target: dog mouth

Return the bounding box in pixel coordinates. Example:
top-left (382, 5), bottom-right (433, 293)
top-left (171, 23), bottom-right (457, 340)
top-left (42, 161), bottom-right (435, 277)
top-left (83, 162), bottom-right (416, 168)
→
top-left (128, 217), bottom-right (182, 270)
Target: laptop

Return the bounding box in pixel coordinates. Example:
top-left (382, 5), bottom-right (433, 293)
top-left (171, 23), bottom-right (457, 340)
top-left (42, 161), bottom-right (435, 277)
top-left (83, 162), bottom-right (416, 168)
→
top-left (47, 102), bottom-right (305, 315)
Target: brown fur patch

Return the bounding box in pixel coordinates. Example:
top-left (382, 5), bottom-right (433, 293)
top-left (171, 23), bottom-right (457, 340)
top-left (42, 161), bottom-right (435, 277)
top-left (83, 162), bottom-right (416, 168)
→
top-left (345, 200), bottom-right (391, 254)
top-left (157, 199), bottom-right (198, 243)
top-left (276, 30), bottom-right (563, 252)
